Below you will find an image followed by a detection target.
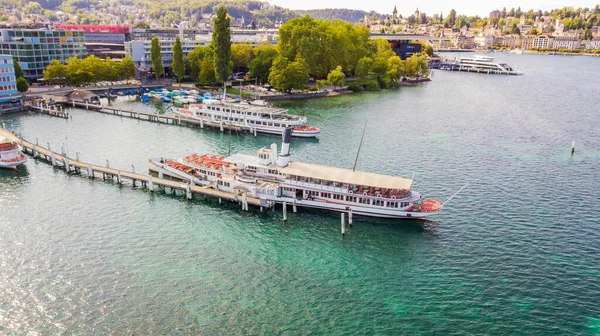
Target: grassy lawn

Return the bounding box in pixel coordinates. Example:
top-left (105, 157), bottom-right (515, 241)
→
top-left (226, 88), bottom-right (254, 97)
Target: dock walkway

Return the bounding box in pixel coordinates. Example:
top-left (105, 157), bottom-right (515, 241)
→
top-left (0, 128), bottom-right (267, 209)
top-left (66, 101), bottom-right (244, 133)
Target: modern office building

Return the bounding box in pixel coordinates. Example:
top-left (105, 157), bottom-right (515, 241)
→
top-left (54, 24), bottom-right (131, 44)
top-left (125, 40), bottom-right (207, 70)
top-left (125, 30), bottom-right (278, 71)
top-left (0, 55), bottom-right (18, 108)
top-left (0, 29), bottom-right (87, 80)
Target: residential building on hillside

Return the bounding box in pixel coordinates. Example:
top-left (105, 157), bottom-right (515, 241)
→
top-left (489, 10), bottom-right (501, 19)
top-left (0, 28), bottom-right (86, 80)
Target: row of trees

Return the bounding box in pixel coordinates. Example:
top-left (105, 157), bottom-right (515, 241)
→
top-left (179, 13), bottom-right (430, 92)
top-left (43, 55), bottom-right (136, 86)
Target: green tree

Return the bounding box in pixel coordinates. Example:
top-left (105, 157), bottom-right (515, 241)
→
top-left (134, 21), bottom-right (150, 28)
top-left (119, 56), bottom-right (136, 79)
top-left (315, 79), bottom-right (326, 90)
top-left (65, 57), bottom-right (92, 86)
top-left (355, 56), bottom-right (373, 78)
top-left (248, 43), bottom-right (278, 83)
top-left (172, 36), bottom-right (184, 83)
top-left (370, 57), bottom-right (388, 81)
top-left (150, 37), bottom-right (164, 78)
top-left (213, 6), bottom-right (232, 83)
top-left (327, 66), bottom-right (345, 89)
top-left (268, 56), bottom-right (310, 93)
top-left (422, 44), bottom-right (434, 57)
top-left (231, 43), bottom-right (254, 71)
top-left (584, 28), bottom-right (593, 40)
top-left (43, 59), bottom-right (67, 84)
top-left (198, 51), bottom-right (216, 85)
top-left (16, 77), bottom-right (28, 93)
top-left (44, 10), bottom-right (57, 22)
top-left (12, 58), bottom-right (23, 78)
top-left (278, 16), bottom-right (370, 79)
top-left (185, 45), bottom-right (209, 82)
top-left (387, 55), bottom-right (404, 82)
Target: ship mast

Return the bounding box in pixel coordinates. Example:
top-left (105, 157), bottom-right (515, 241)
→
top-left (352, 120), bottom-right (368, 172)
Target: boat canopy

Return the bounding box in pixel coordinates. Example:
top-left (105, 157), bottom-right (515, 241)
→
top-left (280, 161), bottom-right (413, 190)
top-left (0, 135), bottom-right (13, 144)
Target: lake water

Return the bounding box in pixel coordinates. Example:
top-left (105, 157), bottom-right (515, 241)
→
top-left (1, 53), bottom-right (599, 334)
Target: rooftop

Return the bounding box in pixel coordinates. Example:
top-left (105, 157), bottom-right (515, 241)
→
top-left (280, 161), bottom-right (413, 191)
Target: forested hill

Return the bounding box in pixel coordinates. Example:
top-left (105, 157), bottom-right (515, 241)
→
top-left (3, 0), bottom-right (384, 26)
top-left (292, 9), bottom-right (380, 23)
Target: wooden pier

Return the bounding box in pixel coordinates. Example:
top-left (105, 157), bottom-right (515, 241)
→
top-left (0, 128), bottom-right (268, 209)
top-left (29, 102), bottom-right (70, 119)
top-left (66, 101), bottom-right (244, 133)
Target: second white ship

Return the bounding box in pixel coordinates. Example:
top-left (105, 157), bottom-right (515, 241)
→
top-left (173, 100), bottom-right (320, 138)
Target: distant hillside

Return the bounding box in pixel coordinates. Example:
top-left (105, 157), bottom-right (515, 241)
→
top-left (293, 8), bottom-right (381, 23)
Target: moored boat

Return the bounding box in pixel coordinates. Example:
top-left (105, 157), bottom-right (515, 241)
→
top-left (172, 100), bottom-right (320, 138)
top-left (439, 55), bottom-right (522, 75)
top-left (149, 128), bottom-right (442, 219)
top-left (0, 135), bottom-right (27, 169)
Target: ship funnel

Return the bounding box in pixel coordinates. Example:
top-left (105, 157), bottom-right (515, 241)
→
top-left (277, 128), bottom-right (293, 167)
top-left (270, 143), bottom-right (278, 165)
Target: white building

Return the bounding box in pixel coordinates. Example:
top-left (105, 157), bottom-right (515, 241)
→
top-left (585, 38), bottom-right (600, 50)
top-left (474, 33), bottom-right (494, 48)
top-left (532, 35), bottom-right (554, 49)
top-left (552, 36), bottom-right (579, 50)
top-left (125, 40), bottom-right (207, 69)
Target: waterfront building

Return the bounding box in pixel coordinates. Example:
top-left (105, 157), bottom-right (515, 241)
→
top-left (532, 35), bottom-right (554, 49)
top-left (474, 33), bottom-right (495, 48)
top-left (501, 35), bottom-right (523, 49)
top-left (126, 30), bottom-right (279, 70)
top-left (0, 55), bottom-right (17, 103)
top-left (125, 40), bottom-right (207, 70)
top-left (0, 28), bottom-right (86, 80)
top-left (131, 28), bottom-right (278, 44)
top-left (585, 38), bottom-right (600, 50)
top-left (521, 35), bottom-right (536, 50)
top-left (553, 36), bottom-right (580, 50)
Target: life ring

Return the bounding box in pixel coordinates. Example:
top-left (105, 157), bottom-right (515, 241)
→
top-left (363, 192), bottom-right (368, 195)
top-left (377, 194), bottom-right (382, 198)
top-left (391, 196), bottom-right (397, 199)
top-left (348, 190), bottom-right (354, 194)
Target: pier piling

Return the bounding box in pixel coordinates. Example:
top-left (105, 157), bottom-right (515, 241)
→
top-left (293, 199), bottom-right (297, 213)
top-left (87, 163), bottom-right (93, 178)
top-left (186, 183), bottom-right (192, 200)
top-left (341, 213), bottom-right (346, 236)
top-left (283, 202), bottom-right (287, 221)
top-left (148, 175), bottom-right (154, 192)
top-left (349, 209), bottom-right (353, 228)
top-left (571, 141), bottom-right (575, 155)
top-left (51, 152), bottom-right (56, 166)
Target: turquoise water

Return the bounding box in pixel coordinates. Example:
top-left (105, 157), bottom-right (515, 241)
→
top-left (1, 54), bottom-right (599, 334)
